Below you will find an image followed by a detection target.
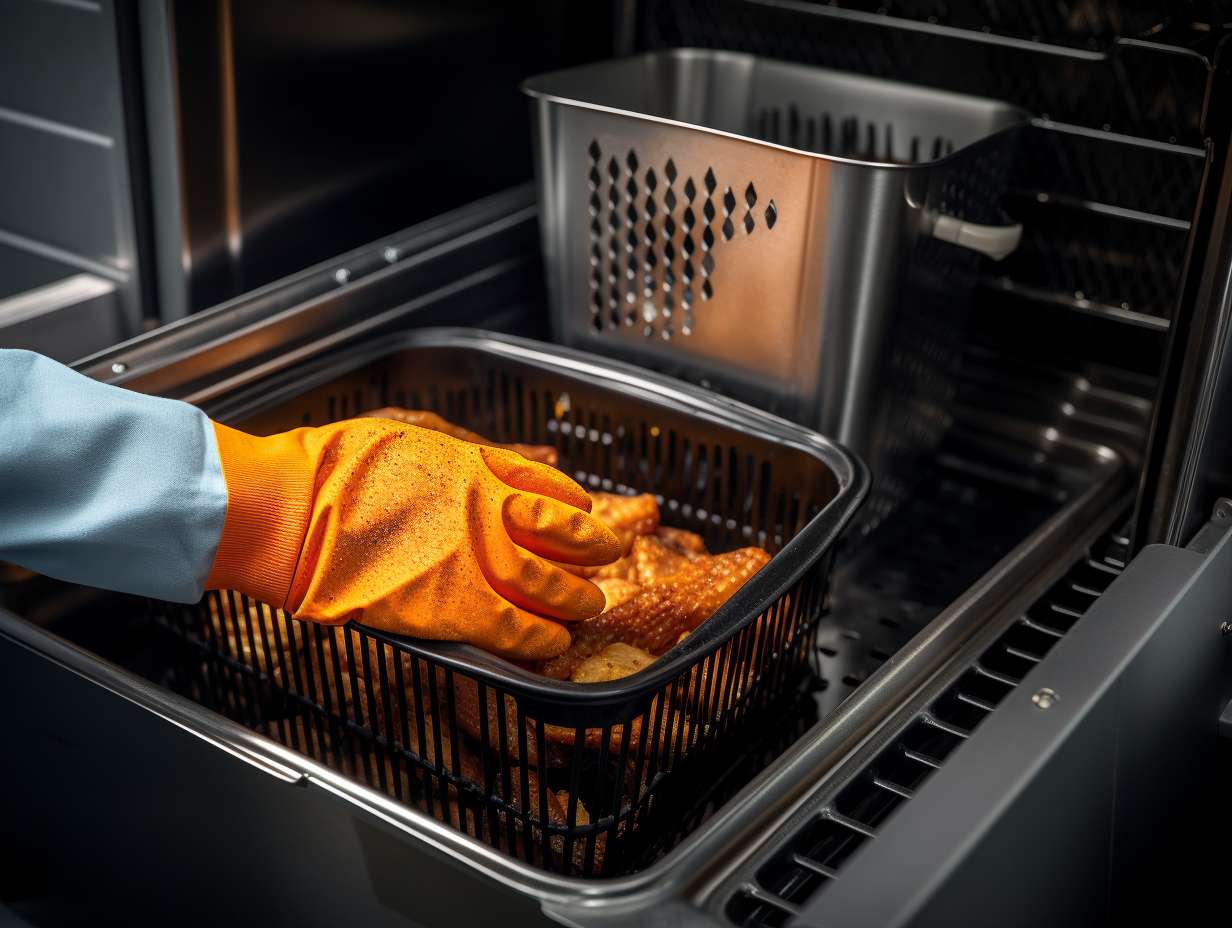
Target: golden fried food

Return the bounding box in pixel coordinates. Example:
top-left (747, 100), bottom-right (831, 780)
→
top-left (570, 643), bottom-right (656, 684)
top-left (654, 525), bottom-right (708, 557)
top-left (590, 492), bottom-right (660, 554)
top-left (361, 407), bottom-right (559, 466)
top-left (630, 535), bottom-right (692, 586)
top-left (594, 577), bottom-right (642, 610)
top-left (588, 532), bottom-right (692, 585)
top-left (446, 670), bottom-right (541, 765)
top-left (543, 693), bottom-right (691, 758)
top-left (537, 547), bottom-right (771, 682)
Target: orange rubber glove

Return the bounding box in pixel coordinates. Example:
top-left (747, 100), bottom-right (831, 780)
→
top-left (204, 418), bottom-right (622, 659)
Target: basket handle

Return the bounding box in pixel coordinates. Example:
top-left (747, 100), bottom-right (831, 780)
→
top-left (931, 215), bottom-right (1023, 261)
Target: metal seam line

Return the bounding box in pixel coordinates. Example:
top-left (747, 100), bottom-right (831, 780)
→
top-left (0, 104), bottom-right (113, 148)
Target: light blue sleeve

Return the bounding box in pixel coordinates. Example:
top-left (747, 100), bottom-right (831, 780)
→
top-left (0, 349), bottom-right (228, 602)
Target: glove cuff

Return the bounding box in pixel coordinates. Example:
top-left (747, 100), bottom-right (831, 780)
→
top-left (205, 422), bottom-right (317, 608)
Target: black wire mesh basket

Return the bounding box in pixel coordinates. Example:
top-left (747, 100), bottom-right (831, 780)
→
top-left (149, 329), bottom-right (866, 877)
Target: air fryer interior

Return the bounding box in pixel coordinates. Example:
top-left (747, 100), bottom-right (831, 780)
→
top-left (1, 0), bottom-right (1215, 892)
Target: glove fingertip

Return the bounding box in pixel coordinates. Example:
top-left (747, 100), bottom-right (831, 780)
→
top-left (480, 445), bottom-right (593, 512)
top-left (514, 620), bottom-right (572, 661)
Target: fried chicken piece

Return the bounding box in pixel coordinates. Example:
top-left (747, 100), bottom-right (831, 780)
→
top-left (570, 643), bottom-right (656, 683)
top-left (446, 670), bottom-right (541, 765)
top-left (371, 733), bottom-right (602, 870)
top-left (594, 578), bottom-right (642, 611)
top-left (537, 547), bottom-right (771, 681)
top-left (590, 492), bottom-right (660, 554)
top-left (630, 535), bottom-right (692, 585)
top-left (588, 553), bottom-right (635, 581)
top-left (654, 525), bottom-right (708, 557)
top-left (361, 407), bottom-right (558, 466)
top-left (586, 533), bottom-right (689, 584)
top-left (543, 693), bottom-right (692, 765)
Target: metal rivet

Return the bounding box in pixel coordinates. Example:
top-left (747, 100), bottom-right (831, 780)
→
top-left (1032, 688), bottom-right (1058, 710)
top-left (110, 362), bottom-right (128, 375)
top-left (333, 268), bottom-right (351, 284)
top-left (1221, 621), bottom-right (1231, 636)
top-left (382, 246), bottom-right (399, 264)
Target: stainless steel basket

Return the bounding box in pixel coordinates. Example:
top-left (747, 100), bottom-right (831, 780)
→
top-left (524, 49), bottom-right (1027, 534)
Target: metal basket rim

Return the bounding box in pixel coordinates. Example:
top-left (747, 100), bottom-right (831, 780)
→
top-left (521, 46), bottom-right (1030, 171)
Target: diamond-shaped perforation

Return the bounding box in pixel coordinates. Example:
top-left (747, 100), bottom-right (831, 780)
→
top-left (584, 146), bottom-right (779, 341)
top-left (587, 140), bottom-right (603, 331)
top-left (624, 155), bottom-right (640, 327)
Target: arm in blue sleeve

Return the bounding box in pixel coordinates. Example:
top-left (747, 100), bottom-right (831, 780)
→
top-left (0, 350), bottom-right (228, 602)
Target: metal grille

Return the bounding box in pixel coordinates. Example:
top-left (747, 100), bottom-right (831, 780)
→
top-left (723, 524), bottom-right (1129, 925)
top-left (643, 0), bottom-right (1210, 145)
top-left (759, 1), bottom-right (1200, 50)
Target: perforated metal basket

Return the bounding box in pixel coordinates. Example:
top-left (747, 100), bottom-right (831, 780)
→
top-left (151, 329), bottom-right (866, 877)
top-left (524, 49), bottom-right (1027, 535)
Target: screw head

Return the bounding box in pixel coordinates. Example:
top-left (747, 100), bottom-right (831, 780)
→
top-left (110, 362), bottom-right (128, 375)
top-left (382, 246), bottom-right (399, 264)
top-left (1221, 621), bottom-right (1232, 636)
top-left (333, 268), bottom-right (351, 285)
top-left (1031, 688), bottom-right (1058, 710)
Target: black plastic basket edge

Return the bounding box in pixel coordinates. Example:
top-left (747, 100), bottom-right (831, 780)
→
top-left (198, 327), bottom-right (870, 709)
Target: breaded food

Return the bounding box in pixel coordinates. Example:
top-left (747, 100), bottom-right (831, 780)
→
top-left (570, 643), bottom-right (656, 684)
top-left (594, 577), bottom-right (643, 610)
top-left (537, 547), bottom-right (771, 682)
top-left (654, 525), bottom-right (708, 557)
top-left (590, 492), bottom-right (660, 554)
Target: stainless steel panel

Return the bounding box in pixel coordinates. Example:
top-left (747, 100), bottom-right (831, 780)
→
top-left (143, 0), bottom-right (616, 317)
top-left (0, 618), bottom-right (536, 927)
top-left (0, 0), bottom-right (143, 340)
top-left (0, 0), bottom-right (114, 135)
top-left (0, 272), bottom-right (124, 363)
top-left (0, 241), bottom-right (79, 301)
top-left (0, 117), bottom-right (124, 268)
top-left (793, 515), bottom-right (1231, 927)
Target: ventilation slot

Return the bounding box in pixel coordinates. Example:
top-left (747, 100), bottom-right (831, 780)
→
top-left (755, 105), bottom-right (955, 164)
top-left (724, 525), bottom-right (1129, 926)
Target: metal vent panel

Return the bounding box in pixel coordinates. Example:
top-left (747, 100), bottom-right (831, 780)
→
top-left (586, 140), bottom-right (777, 339)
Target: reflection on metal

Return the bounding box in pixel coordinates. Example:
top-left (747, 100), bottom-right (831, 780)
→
top-left (141, 0), bottom-right (611, 318)
top-left (218, 0), bottom-right (242, 284)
